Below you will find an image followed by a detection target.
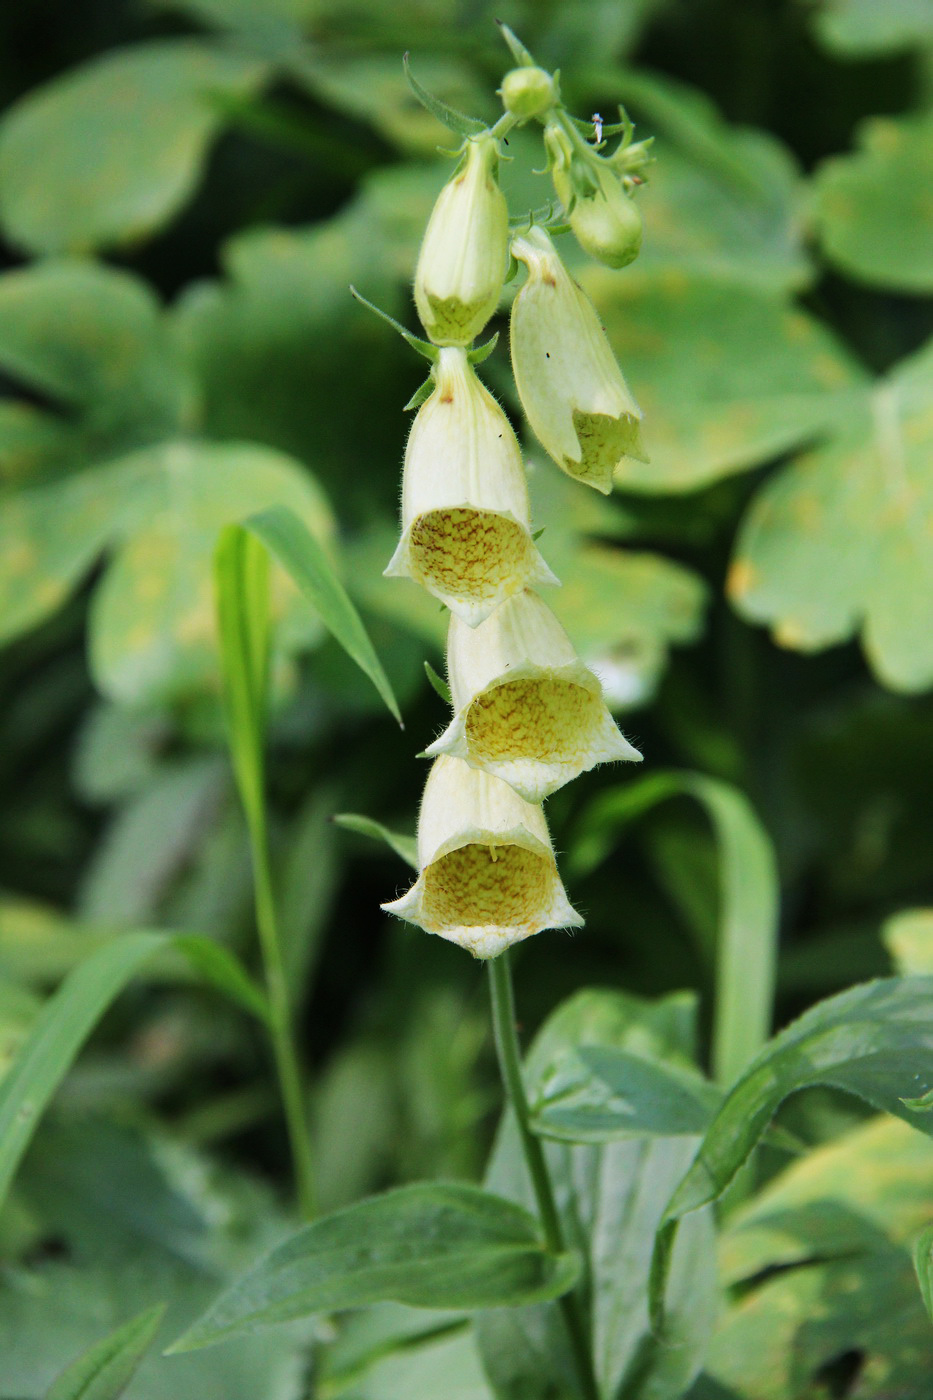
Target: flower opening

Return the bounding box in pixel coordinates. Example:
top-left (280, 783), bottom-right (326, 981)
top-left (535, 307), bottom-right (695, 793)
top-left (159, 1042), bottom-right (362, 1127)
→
top-left (385, 347), bottom-right (557, 626)
top-left (426, 590), bottom-right (641, 801)
top-left (382, 754), bottom-right (582, 959)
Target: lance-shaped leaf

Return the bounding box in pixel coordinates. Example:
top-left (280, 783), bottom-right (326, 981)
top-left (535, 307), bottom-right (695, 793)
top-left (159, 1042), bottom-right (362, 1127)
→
top-left (650, 974), bottom-right (933, 1333)
top-left (729, 336), bottom-right (933, 693)
top-left (246, 504), bottom-right (401, 724)
top-left (169, 1183), bottom-right (579, 1351)
top-left (0, 40), bottom-right (266, 255)
top-left (44, 1303), bottom-right (166, 1400)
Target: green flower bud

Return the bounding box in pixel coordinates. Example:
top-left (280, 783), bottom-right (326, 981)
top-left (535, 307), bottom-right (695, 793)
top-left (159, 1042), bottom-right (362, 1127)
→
top-left (414, 131), bottom-right (509, 346)
top-left (544, 121), bottom-right (642, 270)
top-left (499, 66), bottom-right (556, 121)
top-left (509, 225), bottom-right (645, 494)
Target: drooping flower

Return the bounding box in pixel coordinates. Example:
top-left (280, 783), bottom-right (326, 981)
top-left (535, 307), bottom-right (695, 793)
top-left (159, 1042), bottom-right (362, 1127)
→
top-left (414, 130), bottom-right (509, 347)
top-left (385, 346), bottom-right (558, 626)
top-left (425, 589), bottom-right (641, 802)
top-left (382, 754), bottom-right (582, 958)
top-left (544, 121), bottom-right (643, 270)
top-left (509, 225), bottom-right (645, 495)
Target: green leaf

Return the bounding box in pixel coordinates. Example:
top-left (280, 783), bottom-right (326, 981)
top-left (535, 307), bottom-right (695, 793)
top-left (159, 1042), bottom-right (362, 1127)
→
top-left (730, 336), bottom-right (933, 692)
top-left (811, 0), bottom-right (933, 58)
top-left (0, 260), bottom-right (187, 445)
top-left (664, 976), bottom-right (933, 1229)
top-left (610, 68), bottom-right (810, 291)
top-left (813, 113), bottom-right (933, 292)
top-left (530, 1044), bottom-right (720, 1143)
top-left (585, 266), bottom-right (864, 492)
top-left (334, 814), bottom-right (418, 869)
top-left (2, 1116), bottom-right (313, 1399)
top-left (246, 504), bottom-right (401, 724)
top-left (0, 931), bottom-right (164, 1214)
top-left (173, 936), bottom-right (270, 1025)
top-left (477, 988), bottom-right (717, 1400)
top-left (571, 770), bottom-right (779, 1085)
top-left (915, 1222), bottom-right (933, 1324)
top-left (0, 40), bottom-right (266, 254)
top-left (423, 661), bottom-right (452, 705)
top-left (706, 1117), bottom-right (933, 1398)
top-left (214, 524), bottom-right (270, 833)
top-left (169, 1183), bottom-right (580, 1352)
top-left (45, 1303), bottom-right (166, 1400)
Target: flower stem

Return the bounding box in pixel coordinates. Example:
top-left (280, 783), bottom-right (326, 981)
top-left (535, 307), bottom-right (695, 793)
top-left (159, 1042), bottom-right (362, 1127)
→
top-left (487, 952), bottom-right (600, 1400)
top-left (246, 802), bottom-right (317, 1221)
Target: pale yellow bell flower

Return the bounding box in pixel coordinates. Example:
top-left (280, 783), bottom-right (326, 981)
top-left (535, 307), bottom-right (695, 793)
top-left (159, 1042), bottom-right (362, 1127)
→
top-left (384, 346), bottom-right (558, 626)
top-left (382, 754), bottom-right (582, 959)
top-left (509, 225), bottom-right (645, 494)
top-left (425, 590), bottom-right (641, 802)
top-left (414, 130), bottom-right (509, 346)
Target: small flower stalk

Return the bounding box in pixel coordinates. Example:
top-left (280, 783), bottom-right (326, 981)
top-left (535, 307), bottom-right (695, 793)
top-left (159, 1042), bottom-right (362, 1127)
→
top-left (510, 225), bottom-right (645, 495)
top-left (414, 130), bottom-right (509, 346)
top-left (385, 346), bottom-right (558, 626)
top-left (372, 34), bottom-right (654, 958)
top-left (382, 754), bottom-right (582, 959)
top-left (426, 590), bottom-right (641, 802)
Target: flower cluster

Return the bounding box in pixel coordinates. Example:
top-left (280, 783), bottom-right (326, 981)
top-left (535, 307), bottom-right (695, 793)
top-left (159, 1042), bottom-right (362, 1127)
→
top-left (381, 44), bottom-right (648, 959)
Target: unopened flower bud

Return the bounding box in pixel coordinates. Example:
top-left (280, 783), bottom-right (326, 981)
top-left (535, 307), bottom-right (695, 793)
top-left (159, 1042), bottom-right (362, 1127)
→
top-left (509, 226), bottom-right (645, 494)
top-left (414, 131), bottom-right (509, 346)
top-left (500, 66), bottom-right (556, 121)
top-left (385, 347), bottom-right (558, 626)
top-left (425, 590), bottom-right (641, 802)
top-left (544, 122), bottom-right (642, 269)
top-left (382, 754), bottom-right (582, 958)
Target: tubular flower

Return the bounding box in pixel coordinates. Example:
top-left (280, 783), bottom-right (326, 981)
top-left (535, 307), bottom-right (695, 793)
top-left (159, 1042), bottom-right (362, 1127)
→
top-left (426, 590), bottom-right (641, 802)
top-left (385, 346), bottom-right (558, 626)
top-left (382, 754), bottom-right (582, 958)
top-left (509, 225), bottom-right (645, 495)
top-left (414, 130), bottom-right (509, 346)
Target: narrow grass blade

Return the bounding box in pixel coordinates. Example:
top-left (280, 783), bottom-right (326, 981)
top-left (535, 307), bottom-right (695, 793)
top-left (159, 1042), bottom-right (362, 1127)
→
top-left (45, 1303), bottom-right (166, 1400)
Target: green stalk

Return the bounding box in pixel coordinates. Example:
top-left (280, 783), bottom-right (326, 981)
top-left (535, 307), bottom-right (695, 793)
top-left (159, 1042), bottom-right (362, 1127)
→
top-left (487, 952), bottom-right (600, 1400)
top-left (245, 800), bottom-right (317, 1221)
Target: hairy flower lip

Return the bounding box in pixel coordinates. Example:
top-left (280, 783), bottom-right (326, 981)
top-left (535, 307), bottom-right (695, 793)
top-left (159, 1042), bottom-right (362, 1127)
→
top-left (414, 130), bottom-right (509, 347)
top-left (385, 347), bottom-right (558, 625)
top-left (509, 225), bottom-right (646, 494)
top-left (425, 591), bottom-right (642, 801)
top-left (382, 754), bottom-right (582, 959)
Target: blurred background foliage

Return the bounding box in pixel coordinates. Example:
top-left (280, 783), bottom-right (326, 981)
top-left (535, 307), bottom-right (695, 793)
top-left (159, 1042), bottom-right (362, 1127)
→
top-left (1, 0), bottom-right (933, 1394)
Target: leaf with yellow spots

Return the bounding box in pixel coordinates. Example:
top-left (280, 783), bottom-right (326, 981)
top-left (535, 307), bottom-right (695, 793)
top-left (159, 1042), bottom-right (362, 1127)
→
top-left (730, 336), bottom-right (933, 692)
top-left (0, 40), bottom-right (266, 255)
top-left (88, 442), bottom-right (335, 705)
top-left (0, 260), bottom-right (189, 479)
top-left (704, 1117), bottom-right (933, 1399)
top-left (584, 268), bottom-right (864, 492)
top-left (813, 112), bottom-right (933, 292)
top-left (0, 440), bottom-right (336, 705)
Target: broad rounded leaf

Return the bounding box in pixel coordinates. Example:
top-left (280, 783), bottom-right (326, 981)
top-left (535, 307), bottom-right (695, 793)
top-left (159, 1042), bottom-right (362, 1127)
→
top-left (729, 337), bottom-right (933, 692)
top-left (813, 113), bottom-right (933, 292)
top-left (586, 267), bottom-right (863, 492)
top-left (0, 40), bottom-right (266, 255)
top-left (169, 1183), bottom-right (579, 1351)
top-left (87, 441), bottom-right (335, 704)
top-left (811, 0), bottom-right (933, 56)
